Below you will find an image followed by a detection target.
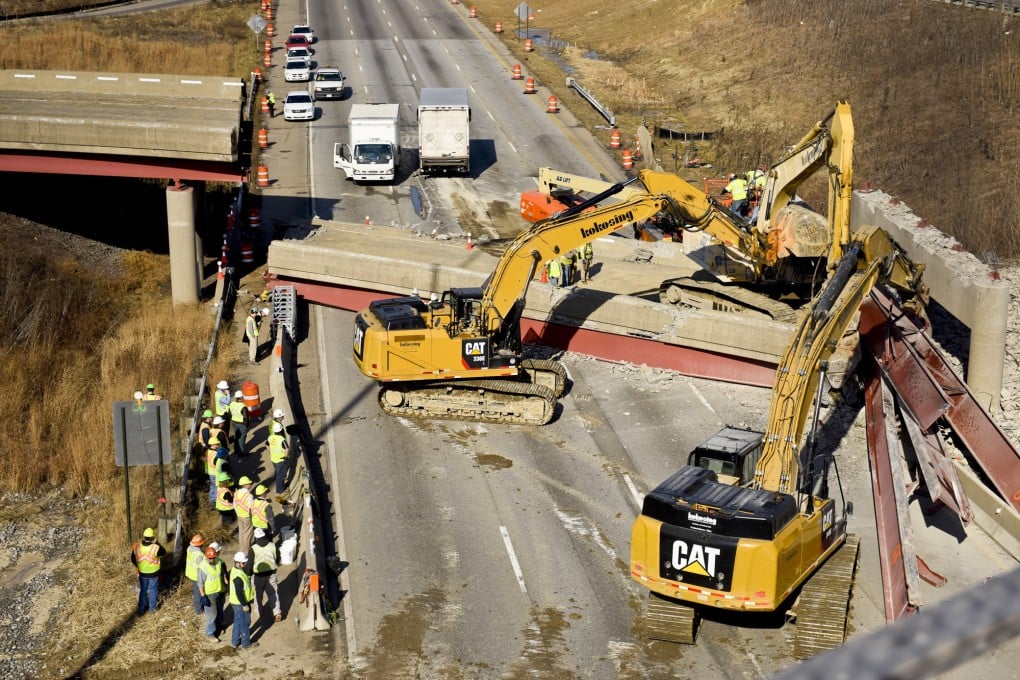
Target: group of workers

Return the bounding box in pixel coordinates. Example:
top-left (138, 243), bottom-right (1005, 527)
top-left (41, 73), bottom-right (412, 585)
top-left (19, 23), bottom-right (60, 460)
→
top-left (721, 167), bottom-right (768, 220)
top-left (545, 242), bottom-right (595, 288)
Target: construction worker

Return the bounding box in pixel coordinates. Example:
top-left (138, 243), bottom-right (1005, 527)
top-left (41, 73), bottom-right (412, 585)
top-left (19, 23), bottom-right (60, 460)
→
top-left (206, 417), bottom-right (227, 506)
top-left (249, 527), bottom-right (282, 623)
top-left (214, 380), bottom-right (231, 417)
top-left (558, 250), bottom-right (575, 287)
top-left (198, 542), bottom-right (227, 642)
top-left (251, 484), bottom-right (275, 535)
top-left (235, 476), bottom-right (255, 553)
top-left (143, 383), bottom-right (161, 400)
top-left (272, 407), bottom-right (286, 431)
top-left (130, 527), bottom-right (166, 615)
top-left (185, 533), bottom-right (206, 615)
top-left (545, 258), bottom-right (561, 288)
top-left (722, 173), bottom-right (749, 218)
top-left (215, 472), bottom-right (235, 529)
top-left (229, 552), bottom-right (258, 650)
top-left (578, 242), bottom-right (594, 283)
top-left (266, 91), bottom-right (276, 118)
top-left (198, 409), bottom-right (214, 448)
top-left (245, 307), bottom-right (262, 364)
top-left (229, 390), bottom-right (250, 456)
top-left (268, 421), bottom-right (291, 495)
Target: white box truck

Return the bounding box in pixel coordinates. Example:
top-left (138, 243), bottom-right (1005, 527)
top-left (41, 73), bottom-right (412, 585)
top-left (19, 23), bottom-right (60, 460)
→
top-left (334, 103), bottom-right (401, 182)
top-left (417, 88), bottom-right (470, 175)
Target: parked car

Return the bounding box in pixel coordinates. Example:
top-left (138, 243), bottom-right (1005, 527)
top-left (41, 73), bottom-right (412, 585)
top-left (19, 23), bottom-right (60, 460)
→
top-left (312, 67), bottom-right (346, 100)
top-left (283, 91), bottom-right (315, 121)
top-left (286, 47), bottom-right (313, 67)
top-left (290, 24), bottom-right (314, 44)
top-left (284, 59), bottom-right (311, 83)
top-left (284, 34), bottom-right (312, 52)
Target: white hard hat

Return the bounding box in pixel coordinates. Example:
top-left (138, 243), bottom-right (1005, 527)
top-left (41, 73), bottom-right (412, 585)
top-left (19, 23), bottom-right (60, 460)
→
top-left (134, 391), bottom-right (144, 401)
top-left (234, 390), bottom-right (243, 399)
top-left (234, 551), bottom-right (248, 563)
top-left (254, 528), bottom-right (266, 539)
top-left (212, 416), bottom-right (225, 425)
top-left (429, 293), bottom-right (439, 302)
top-left (209, 541), bottom-right (221, 553)
top-left (273, 408), bottom-right (285, 419)
top-left (262, 308), bottom-right (270, 317)
top-left (217, 380), bottom-right (229, 390)
top-left (273, 422), bottom-right (284, 433)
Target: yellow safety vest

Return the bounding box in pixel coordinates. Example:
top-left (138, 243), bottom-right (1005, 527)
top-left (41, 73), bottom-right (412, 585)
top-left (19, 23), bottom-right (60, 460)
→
top-left (216, 486), bottom-right (233, 512)
top-left (205, 446), bottom-right (217, 475)
top-left (268, 433), bottom-right (287, 464)
top-left (234, 487), bottom-right (253, 518)
top-left (185, 545), bottom-right (204, 581)
top-left (246, 314), bottom-right (259, 341)
top-left (134, 542), bottom-right (160, 574)
top-left (251, 542), bottom-right (278, 574)
top-left (547, 259), bottom-right (561, 277)
top-left (725, 178), bottom-right (748, 201)
top-left (199, 559), bottom-right (225, 594)
top-left (208, 429), bottom-right (224, 450)
top-left (215, 390), bottom-right (230, 417)
top-left (229, 401), bottom-right (246, 424)
top-left (251, 498), bottom-right (270, 529)
top-left (229, 568), bottom-right (255, 606)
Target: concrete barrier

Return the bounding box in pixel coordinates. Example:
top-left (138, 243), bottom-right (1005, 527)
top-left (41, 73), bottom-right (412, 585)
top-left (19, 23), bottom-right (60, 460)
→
top-left (0, 69), bottom-right (244, 99)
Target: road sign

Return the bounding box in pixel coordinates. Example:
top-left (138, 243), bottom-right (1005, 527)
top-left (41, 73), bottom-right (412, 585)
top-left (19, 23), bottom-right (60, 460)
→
top-left (515, 3), bottom-right (532, 21)
top-left (248, 14), bottom-right (268, 35)
top-left (113, 400), bottom-right (170, 466)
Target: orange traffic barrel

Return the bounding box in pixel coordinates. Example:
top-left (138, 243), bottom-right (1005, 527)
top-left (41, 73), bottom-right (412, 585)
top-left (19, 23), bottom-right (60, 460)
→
top-left (634, 135), bottom-right (643, 160)
top-left (511, 64), bottom-right (522, 80)
top-left (495, 20), bottom-right (502, 33)
top-left (609, 128), bottom-right (621, 149)
top-left (261, 96), bottom-right (270, 114)
top-left (242, 380), bottom-right (263, 419)
top-left (264, 39), bottom-right (271, 53)
top-left (220, 238), bottom-right (229, 265)
top-left (546, 95), bottom-right (559, 113)
top-left (263, 52), bottom-right (271, 68)
top-left (246, 207), bottom-right (262, 232)
top-left (258, 128), bottom-right (269, 149)
top-left (257, 165), bottom-right (270, 187)
top-left (621, 149), bottom-right (634, 170)
top-left (469, 6), bottom-right (476, 18)
top-left (524, 38), bottom-right (533, 52)
top-left (266, 23), bottom-right (274, 38)
top-left (252, 67), bottom-right (262, 83)
top-left (240, 241), bottom-right (255, 265)
top-left (265, 5), bottom-right (273, 21)
top-left (524, 76), bottom-right (536, 94)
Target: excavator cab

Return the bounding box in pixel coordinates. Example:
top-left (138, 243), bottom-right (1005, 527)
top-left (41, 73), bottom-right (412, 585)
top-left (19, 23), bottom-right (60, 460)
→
top-left (687, 426), bottom-right (763, 486)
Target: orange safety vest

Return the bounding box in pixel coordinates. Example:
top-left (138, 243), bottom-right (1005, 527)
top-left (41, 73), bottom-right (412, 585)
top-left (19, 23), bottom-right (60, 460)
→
top-left (251, 497), bottom-right (270, 529)
top-left (234, 487), bottom-right (253, 518)
top-left (134, 542), bottom-right (161, 574)
top-left (215, 485), bottom-right (233, 512)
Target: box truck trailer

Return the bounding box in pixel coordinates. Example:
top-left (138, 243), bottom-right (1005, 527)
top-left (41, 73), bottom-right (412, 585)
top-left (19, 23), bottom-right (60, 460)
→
top-left (417, 88), bottom-right (470, 175)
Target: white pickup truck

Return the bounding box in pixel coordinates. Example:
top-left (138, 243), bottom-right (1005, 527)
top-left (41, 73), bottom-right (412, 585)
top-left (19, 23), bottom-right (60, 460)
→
top-left (312, 67), bottom-right (346, 101)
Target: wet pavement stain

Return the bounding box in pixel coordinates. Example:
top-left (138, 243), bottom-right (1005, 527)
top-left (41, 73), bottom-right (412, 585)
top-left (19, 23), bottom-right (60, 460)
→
top-left (475, 452), bottom-right (513, 469)
top-left (353, 588), bottom-right (447, 679)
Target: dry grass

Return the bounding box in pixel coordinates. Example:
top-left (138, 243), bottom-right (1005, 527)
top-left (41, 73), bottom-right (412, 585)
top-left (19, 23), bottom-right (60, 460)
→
top-left (474, 0), bottom-right (1020, 260)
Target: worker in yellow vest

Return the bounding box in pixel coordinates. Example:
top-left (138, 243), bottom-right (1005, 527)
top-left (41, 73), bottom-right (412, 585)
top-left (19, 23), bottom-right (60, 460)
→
top-left (229, 552), bottom-right (257, 650)
top-left (228, 391), bottom-right (250, 456)
top-left (214, 380), bottom-right (231, 417)
top-left (215, 472), bottom-right (235, 528)
top-left (206, 417), bottom-right (227, 506)
top-left (722, 173), bottom-right (749, 217)
top-left (234, 476), bottom-right (255, 553)
top-left (250, 484), bottom-right (275, 534)
top-left (198, 542), bottom-right (227, 642)
top-left (268, 422), bottom-right (291, 495)
top-left (130, 527), bottom-right (166, 616)
top-left (185, 533), bottom-right (206, 615)
top-left (143, 383), bottom-right (161, 400)
top-left (249, 527), bottom-right (282, 622)
top-left (546, 258), bottom-right (562, 288)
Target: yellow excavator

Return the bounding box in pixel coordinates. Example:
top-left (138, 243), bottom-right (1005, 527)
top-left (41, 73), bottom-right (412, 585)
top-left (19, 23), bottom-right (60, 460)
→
top-left (629, 225), bottom-right (926, 658)
top-left (531, 102), bottom-right (856, 322)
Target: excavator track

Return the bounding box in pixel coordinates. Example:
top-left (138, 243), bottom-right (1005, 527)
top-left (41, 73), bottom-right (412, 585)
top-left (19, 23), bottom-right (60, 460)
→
top-left (792, 533), bottom-right (860, 660)
top-left (641, 592), bottom-right (700, 645)
top-left (519, 358), bottom-right (568, 398)
top-left (378, 379), bottom-right (557, 425)
top-left (659, 277), bottom-right (802, 325)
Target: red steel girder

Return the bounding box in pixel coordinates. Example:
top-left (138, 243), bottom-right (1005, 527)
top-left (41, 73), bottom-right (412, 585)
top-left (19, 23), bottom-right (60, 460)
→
top-left (268, 275), bottom-right (777, 387)
top-left (860, 287), bottom-right (1020, 514)
top-left (0, 151), bottom-right (245, 183)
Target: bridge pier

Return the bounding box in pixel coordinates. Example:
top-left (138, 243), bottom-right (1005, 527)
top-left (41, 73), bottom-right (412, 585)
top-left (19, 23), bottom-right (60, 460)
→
top-left (166, 184), bottom-right (201, 304)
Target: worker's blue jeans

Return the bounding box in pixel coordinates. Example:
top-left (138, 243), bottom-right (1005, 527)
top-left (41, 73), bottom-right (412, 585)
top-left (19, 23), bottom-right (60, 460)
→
top-left (137, 574), bottom-right (158, 614)
top-left (192, 580), bottom-right (204, 615)
top-left (204, 592), bottom-right (223, 637)
top-left (274, 460), bottom-right (289, 494)
top-left (208, 474), bottom-right (217, 506)
top-left (231, 604), bottom-right (252, 648)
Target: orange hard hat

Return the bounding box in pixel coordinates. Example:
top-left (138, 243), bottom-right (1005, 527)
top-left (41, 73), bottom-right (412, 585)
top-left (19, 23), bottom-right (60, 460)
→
top-left (205, 547), bottom-right (218, 559)
top-left (190, 533), bottom-right (205, 547)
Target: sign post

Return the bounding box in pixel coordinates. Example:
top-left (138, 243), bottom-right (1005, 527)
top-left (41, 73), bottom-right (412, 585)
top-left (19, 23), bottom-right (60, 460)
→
top-left (114, 398), bottom-right (171, 543)
top-left (515, 3), bottom-right (532, 41)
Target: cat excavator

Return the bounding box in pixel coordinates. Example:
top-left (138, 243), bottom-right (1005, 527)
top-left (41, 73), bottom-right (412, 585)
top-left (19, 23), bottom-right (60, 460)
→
top-left (629, 224), bottom-right (927, 658)
top-left (529, 102), bottom-right (856, 322)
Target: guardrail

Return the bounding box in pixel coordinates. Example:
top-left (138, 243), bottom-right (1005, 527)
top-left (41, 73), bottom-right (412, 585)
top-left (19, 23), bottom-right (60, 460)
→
top-left (566, 77), bottom-right (615, 127)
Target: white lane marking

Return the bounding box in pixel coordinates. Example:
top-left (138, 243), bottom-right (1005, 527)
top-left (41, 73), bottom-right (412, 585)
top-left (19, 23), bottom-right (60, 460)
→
top-left (507, 141), bottom-right (517, 154)
top-left (500, 526), bottom-right (528, 594)
top-left (315, 305), bottom-right (358, 656)
top-left (747, 651), bottom-right (766, 677)
top-left (486, 110), bottom-right (495, 121)
top-left (555, 509), bottom-right (617, 560)
top-left (686, 379), bottom-right (715, 414)
top-left (623, 474), bottom-right (643, 509)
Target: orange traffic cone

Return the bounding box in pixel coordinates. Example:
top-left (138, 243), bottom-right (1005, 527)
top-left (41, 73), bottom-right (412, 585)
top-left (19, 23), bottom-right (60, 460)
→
top-left (466, 233), bottom-right (474, 250)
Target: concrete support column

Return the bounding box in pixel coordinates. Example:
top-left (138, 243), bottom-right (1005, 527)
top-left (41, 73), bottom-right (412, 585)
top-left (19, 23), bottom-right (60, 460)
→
top-left (853, 190), bottom-right (1009, 410)
top-left (167, 184), bottom-right (201, 304)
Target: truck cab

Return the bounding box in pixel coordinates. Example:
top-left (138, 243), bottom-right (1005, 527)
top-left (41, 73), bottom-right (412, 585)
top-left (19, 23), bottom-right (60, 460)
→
top-left (687, 426), bottom-right (763, 486)
top-left (334, 103), bottom-right (401, 182)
